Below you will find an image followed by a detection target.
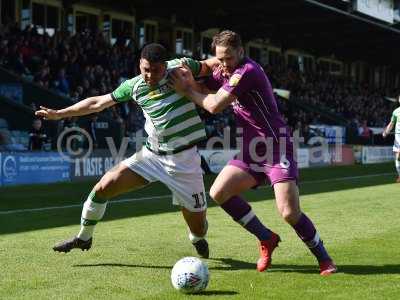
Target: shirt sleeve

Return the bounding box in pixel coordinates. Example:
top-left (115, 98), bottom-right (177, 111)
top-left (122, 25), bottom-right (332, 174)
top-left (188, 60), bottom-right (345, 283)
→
top-left (180, 57), bottom-right (202, 77)
top-left (391, 111), bottom-right (397, 123)
top-left (111, 78), bottom-right (137, 103)
top-left (221, 65), bottom-right (255, 98)
top-left (204, 75), bottom-right (222, 91)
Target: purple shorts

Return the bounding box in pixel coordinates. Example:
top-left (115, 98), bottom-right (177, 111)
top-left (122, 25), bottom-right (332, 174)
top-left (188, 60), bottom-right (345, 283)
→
top-left (228, 152), bottom-right (299, 187)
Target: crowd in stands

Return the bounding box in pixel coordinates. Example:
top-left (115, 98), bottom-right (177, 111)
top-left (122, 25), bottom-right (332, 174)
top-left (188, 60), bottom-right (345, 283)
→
top-left (266, 63), bottom-right (397, 127)
top-left (0, 21), bottom-right (398, 150)
top-left (0, 22), bottom-right (237, 148)
top-left (0, 21), bottom-right (146, 137)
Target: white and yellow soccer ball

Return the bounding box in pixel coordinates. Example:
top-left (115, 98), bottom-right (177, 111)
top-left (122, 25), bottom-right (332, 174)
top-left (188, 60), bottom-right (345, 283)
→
top-left (170, 257), bottom-right (209, 294)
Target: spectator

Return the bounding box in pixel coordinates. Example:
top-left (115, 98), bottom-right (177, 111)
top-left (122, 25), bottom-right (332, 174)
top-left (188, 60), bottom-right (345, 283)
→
top-left (28, 119), bottom-right (47, 150)
top-left (359, 119), bottom-right (373, 145)
top-left (53, 68), bottom-right (70, 95)
top-left (347, 117), bottom-right (360, 144)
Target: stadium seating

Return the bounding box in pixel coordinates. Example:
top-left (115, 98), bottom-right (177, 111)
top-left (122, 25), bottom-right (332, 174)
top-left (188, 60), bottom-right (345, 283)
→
top-left (0, 21), bottom-right (396, 149)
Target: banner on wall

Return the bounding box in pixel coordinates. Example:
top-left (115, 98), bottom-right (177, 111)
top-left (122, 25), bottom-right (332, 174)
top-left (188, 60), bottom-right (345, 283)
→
top-left (361, 146), bottom-right (394, 164)
top-left (296, 148), bottom-right (310, 169)
top-left (0, 152), bottom-right (70, 186)
top-left (308, 145), bottom-right (331, 167)
top-left (329, 145), bottom-right (355, 166)
top-left (70, 150), bottom-right (134, 181)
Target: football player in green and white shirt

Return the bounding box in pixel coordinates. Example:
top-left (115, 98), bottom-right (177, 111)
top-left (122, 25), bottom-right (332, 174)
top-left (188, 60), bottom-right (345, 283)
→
top-left (36, 43), bottom-right (218, 257)
top-left (383, 95), bottom-right (400, 182)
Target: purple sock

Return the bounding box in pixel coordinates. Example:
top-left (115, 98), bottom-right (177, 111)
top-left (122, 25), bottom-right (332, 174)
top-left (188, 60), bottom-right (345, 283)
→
top-left (292, 213), bottom-right (331, 262)
top-left (220, 196), bottom-right (272, 241)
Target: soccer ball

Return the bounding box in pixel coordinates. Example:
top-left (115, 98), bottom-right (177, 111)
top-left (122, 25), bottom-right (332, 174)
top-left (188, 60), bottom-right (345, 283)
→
top-left (170, 257), bottom-right (209, 294)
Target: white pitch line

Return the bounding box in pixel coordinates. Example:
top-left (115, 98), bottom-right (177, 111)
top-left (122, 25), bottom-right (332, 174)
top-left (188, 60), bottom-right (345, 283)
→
top-left (0, 172), bottom-right (395, 215)
top-left (299, 172), bottom-right (394, 185)
top-left (0, 195), bottom-right (171, 215)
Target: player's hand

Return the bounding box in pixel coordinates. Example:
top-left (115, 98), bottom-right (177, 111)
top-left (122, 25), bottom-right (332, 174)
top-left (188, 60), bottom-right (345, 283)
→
top-left (168, 64), bottom-right (195, 95)
top-left (382, 131), bottom-right (387, 138)
top-left (35, 106), bottom-right (61, 120)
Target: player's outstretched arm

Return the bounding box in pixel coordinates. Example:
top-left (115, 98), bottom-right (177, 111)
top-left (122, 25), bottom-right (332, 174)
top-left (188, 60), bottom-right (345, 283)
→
top-left (35, 94), bottom-right (116, 120)
top-left (382, 121), bottom-right (394, 138)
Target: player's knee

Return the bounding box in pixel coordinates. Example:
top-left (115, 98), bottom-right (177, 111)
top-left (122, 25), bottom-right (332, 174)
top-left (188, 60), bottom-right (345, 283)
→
top-left (209, 186), bottom-right (226, 204)
top-left (93, 183), bottom-right (110, 200)
top-left (280, 209), bottom-right (301, 226)
top-left (94, 177), bottom-right (116, 200)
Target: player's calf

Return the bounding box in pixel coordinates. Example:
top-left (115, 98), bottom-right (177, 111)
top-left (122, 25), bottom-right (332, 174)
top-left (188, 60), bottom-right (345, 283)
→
top-left (77, 190), bottom-right (107, 241)
top-left (292, 213), bottom-right (337, 275)
top-left (395, 158), bottom-right (400, 182)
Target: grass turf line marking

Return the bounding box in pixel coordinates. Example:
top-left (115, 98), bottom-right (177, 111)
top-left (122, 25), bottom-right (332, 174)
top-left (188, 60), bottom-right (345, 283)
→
top-left (0, 172), bottom-right (394, 215)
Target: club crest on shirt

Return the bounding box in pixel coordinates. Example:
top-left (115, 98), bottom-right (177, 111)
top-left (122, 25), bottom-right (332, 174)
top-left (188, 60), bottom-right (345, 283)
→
top-left (229, 74), bottom-right (242, 87)
top-left (159, 84), bottom-right (170, 94)
top-left (280, 155), bottom-right (290, 170)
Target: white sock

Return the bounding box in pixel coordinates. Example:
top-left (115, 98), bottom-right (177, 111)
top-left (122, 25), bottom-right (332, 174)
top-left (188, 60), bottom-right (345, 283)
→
top-left (78, 224), bottom-right (95, 241)
top-left (77, 197), bottom-right (107, 241)
top-left (189, 232), bottom-right (205, 243)
top-left (396, 160), bottom-right (400, 176)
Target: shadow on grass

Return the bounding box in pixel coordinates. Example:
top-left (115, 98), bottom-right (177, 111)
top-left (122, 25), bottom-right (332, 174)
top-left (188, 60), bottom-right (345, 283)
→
top-left (270, 264), bottom-right (400, 275)
top-left (72, 257), bottom-right (255, 271)
top-left (192, 290), bottom-right (238, 296)
top-left (0, 163), bottom-right (396, 235)
top-left (208, 258), bottom-right (256, 270)
top-left (73, 260), bottom-right (400, 275)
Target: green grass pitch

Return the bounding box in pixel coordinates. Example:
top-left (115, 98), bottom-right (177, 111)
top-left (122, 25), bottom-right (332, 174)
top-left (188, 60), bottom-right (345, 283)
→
top-left (1, 163), bottom-right (399, 299)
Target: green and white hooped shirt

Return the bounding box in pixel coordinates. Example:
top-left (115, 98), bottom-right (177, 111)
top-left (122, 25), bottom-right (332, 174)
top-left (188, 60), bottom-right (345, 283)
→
top-left (112, 58), bottom-right (206, 154)
top-left (391, 107), bottom-right (400, 135)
